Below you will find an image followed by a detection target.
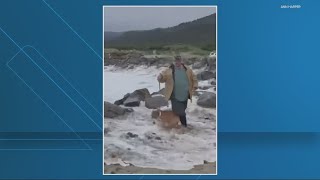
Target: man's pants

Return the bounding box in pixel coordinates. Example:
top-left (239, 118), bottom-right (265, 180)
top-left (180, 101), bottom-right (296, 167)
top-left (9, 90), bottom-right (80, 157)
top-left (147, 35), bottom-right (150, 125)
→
top-left (171, 98), bottom-right (188, 127)
top-left (179, 115), bottom-right (187, 127)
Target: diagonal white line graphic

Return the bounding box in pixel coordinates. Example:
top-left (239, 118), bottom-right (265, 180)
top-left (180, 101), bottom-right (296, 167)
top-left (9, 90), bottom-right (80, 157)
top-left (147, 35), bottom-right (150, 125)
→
top-left (24, 45), bottom-right (102, 117)
top-left (0, 26), bottom-right (97, 150)
top-left (42, 0), bottom-right (102, 60)
top-left (0, 28), bottom-right (102, 130)
top-left (6, 62), bottom-right (92, 150)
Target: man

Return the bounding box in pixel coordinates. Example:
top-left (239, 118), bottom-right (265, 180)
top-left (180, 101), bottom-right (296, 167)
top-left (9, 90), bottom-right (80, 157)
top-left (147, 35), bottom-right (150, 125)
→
top-left (157, 56), bottom-right (198, 128)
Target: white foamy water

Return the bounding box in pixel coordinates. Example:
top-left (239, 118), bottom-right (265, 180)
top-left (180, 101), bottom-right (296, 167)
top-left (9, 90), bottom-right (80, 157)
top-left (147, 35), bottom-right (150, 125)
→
top-left (104, 66), bottom-right (166, 103)
top-left (104, 66), bottom-right (216, 170)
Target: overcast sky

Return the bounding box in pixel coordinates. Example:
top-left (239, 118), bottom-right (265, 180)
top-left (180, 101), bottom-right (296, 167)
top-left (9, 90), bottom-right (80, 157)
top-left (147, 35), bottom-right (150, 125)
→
top-left (104, 6), bottom-right (216, 32)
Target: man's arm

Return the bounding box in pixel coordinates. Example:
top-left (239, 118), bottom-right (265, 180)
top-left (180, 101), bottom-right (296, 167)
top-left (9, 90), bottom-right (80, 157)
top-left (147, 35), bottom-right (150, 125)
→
top-left (157, 69), bottom-right (168, 83)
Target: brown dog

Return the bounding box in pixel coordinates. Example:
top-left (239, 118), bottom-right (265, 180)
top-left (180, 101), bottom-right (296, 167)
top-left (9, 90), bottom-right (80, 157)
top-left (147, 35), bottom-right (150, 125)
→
top-left (152, 110), bottom-right (180, 128)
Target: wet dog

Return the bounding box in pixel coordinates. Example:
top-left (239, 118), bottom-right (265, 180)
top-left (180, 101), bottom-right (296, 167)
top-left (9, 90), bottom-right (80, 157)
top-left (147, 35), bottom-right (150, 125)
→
top-left (151, 110), bottom-right (180, 128)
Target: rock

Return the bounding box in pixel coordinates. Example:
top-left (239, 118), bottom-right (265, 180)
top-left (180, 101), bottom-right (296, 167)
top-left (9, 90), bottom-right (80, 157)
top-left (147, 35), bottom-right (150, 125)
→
top-left (127, 58), bottom-right (142, 65)
top-left (204, 160), bottom-right (209, 164)
top-left (152, 57), bottom-right (173, 67)
top-left (114, 93), bottom-right (130, 105)
top-left (104, 101), bottom-right (126, 118)
top-left (128, 65), bottom-right (134, 69)
top-left (123, 88), bottom-right (151, 107)
top-left (145, 96), bottom-right (168, 109)
top-left (144, 132), bottom-right (162, 141)
top-left (197, 92), bottom-right (216, 108)
top-left (193, 91), bottom-right (201, 97)
top-left (123, 97), bottom-right (141, 107)
top-left (210, 79), bottom-right (216, 85)
top-left (197, 71), bottom-right (216, 81)
top-left (207, 56), bottom-right (216, 71)
top-left (192, 57), bottom-right (207, 69)
top-left (127, 52), bottom-right (143, 59)
top-left (132, 88), bottom-right (151, 101)
top-left (151, 110), bottom-right (160, 119)
top-left (151, 88), bottom-right (165, 96)
top-left (198, 85), bottom-right (213, 90)
top-left (192, 62), bottom-right (204, 69)
top-left (124, 108), bottom-right (134, 113)
top-left (126, 132), bottom-right (138, 138)
top-left (104, 127), bottom-right (111, 135)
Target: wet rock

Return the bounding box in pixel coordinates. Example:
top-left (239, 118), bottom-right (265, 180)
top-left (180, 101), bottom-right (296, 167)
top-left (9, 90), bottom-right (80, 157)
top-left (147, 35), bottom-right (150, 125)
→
top-left (124, 88), bottom-right (151, 107)
top-left (198, 85), bottom-right (213, 90)
top-left (126, 132), bottom-right (138, 138)
top-left (197, 71), bottom-right (216, 81)
top-left (104, 101), bottom-right (126, 118)
top-left (124, 108), bottom-right (134, 113)
top-left (104, 127), bottom-right (111, 134)
top-left (151, 88), bottom-right (165, 96)
top-left (144, 132), bottom-right (162, 141)
top-left (123, 97), bottom-right (141, 107)
top-left (114, 93), bottom-right (130, 105)
top-left (145, 96), bottom-right (168, 109)
top-left (192, 57), bottom-right (207, 69)
top-left (206, 56), bottom-right (216, 71)
top-left (197, 92), bottom-right (216, 108)
top-left (151, 110), bottom-right (160, 119)
top-left (210, 79), bottom-right (216, 85)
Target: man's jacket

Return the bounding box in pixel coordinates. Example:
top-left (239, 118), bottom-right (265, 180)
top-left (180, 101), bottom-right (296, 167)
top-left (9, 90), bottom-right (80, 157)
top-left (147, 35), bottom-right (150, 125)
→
top-left (158, 64), bottom-right (198, 101)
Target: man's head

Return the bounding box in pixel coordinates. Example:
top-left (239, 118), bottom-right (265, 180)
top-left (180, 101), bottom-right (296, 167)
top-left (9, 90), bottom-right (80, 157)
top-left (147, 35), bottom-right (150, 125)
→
top-left (174, 55), bottom-right (182, 67)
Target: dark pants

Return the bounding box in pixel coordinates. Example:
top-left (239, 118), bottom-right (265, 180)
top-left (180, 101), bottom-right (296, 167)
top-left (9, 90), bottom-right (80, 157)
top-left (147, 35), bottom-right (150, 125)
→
top-left (179, 115), bottom-right (187, 127)
top-left (171, 98), bottom-right (188, 127)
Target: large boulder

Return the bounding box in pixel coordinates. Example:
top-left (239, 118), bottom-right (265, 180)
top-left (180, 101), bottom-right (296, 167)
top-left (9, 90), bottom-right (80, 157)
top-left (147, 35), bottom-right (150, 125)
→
top-left (114, 93), bottom-right (130, 105)
top-left (197, 92), bottom-right (216, 108)
top-left (104, 101), bottom-right (126, 118)
top-left (197, 71), bottom-right (216, 81)
top-left (123, 96), bottom-right (141, 107)
top-left (151, 88), bottom-right (165, 96)
top-left (123, 88), bottom-right (151, 107)
top-left (145, 96), bottom-right (168, 109)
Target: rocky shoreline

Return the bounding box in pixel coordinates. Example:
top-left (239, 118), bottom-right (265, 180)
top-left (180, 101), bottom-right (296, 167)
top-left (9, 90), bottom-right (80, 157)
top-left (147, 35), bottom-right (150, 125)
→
top-left (104, 51), bottom-right (216, 71)
top-left (103, 52), bottom-right (217, 174)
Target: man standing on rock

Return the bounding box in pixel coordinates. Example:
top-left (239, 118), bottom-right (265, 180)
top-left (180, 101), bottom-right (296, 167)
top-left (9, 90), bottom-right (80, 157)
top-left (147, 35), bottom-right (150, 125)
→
top-left (157, 55), bottom-right (198, 128)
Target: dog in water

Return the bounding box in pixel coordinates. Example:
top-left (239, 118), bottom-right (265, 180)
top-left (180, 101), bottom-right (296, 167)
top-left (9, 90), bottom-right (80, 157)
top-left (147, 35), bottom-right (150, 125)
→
top-left (152, 110), bottom-right (180, 129)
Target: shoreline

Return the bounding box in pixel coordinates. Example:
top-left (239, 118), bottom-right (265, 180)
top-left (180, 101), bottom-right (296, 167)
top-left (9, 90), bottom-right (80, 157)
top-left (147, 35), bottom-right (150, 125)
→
top-left (104, 161), bottom-right (216, 174)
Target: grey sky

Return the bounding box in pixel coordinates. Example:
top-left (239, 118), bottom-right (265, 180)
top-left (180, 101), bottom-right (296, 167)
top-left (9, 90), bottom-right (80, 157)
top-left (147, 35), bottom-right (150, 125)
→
top-left (104, 6), bottom-right (216, 32)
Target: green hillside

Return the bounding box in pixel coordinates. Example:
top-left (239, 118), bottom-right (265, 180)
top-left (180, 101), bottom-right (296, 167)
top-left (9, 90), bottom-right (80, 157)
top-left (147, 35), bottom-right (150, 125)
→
top-left (104, 13), bottom-right (216, 51)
